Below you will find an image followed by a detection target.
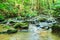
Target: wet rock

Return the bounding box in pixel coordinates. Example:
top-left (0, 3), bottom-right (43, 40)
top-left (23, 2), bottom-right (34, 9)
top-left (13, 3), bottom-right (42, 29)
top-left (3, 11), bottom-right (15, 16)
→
top-left (38, 18), bottom-right (47, 22)
top-left (36, 24), bottom-right (40, 27)
top-left (46, 21), bottom-right (52, 23)
top-left (14, 22), bottom-right (29, 31)
top-left (31, 21), bottom-right (36, 24)
top-left (9, 21), bottom-right (16, 25)
top-left (9, 21), bottom-right (15, 24)
top-left (2, 20), bottom-right (7, 24)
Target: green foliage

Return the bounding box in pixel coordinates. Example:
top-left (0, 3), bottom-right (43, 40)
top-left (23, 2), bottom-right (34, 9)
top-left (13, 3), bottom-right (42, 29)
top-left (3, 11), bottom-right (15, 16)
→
top-left (0, 14), bottom-right (5, 20)
top-left (52, 3), bottom-right (60, 17)
top-left (0, 0), bottom-right (60, 18)
top-left (0, 0), bottom-right (38, 18)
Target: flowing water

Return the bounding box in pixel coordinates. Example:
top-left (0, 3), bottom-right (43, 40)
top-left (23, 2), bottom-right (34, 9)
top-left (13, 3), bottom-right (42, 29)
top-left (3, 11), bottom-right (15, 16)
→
top-left (0, 16), bottom-right (59, 40)
top-left (0, 23), bottom-right (60, 40)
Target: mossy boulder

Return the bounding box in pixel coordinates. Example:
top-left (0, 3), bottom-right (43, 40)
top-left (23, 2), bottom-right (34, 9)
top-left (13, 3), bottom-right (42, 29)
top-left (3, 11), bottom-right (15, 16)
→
top-left (14, 22), bottom-right (29, 30)
top-left (0, 24), bottom-right (17, 34)
top-left (3, 25), bottom-right (17, 34)
top-left (38, 18), bottom-right (47, 22)
top-left (9, 21), bottom-right (16, 26)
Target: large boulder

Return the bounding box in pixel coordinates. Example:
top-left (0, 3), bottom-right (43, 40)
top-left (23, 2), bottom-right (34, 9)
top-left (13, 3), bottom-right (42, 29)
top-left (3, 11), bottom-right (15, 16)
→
top-left (14, 22), bottom-right (29, 30)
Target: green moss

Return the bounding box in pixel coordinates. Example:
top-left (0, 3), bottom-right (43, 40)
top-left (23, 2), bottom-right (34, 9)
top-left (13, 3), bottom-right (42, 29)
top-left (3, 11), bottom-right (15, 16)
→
top-left (14, 22), bottom-right (29, 29)
top-left (38, 18), bottom-right (47, 22)
top-left (4, 25), bottom-right (11, 29)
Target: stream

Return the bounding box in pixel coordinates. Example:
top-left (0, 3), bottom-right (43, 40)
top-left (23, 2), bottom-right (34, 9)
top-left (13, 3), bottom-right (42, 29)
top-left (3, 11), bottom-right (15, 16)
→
top-left (0, 23), bottom-right (60, 40)
top-left (0, 15), bottom-right (60, 40)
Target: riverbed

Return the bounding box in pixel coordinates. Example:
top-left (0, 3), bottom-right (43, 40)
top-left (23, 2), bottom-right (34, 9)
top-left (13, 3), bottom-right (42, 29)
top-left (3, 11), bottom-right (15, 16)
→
top-left (0, 24), bottom-right (60, 40)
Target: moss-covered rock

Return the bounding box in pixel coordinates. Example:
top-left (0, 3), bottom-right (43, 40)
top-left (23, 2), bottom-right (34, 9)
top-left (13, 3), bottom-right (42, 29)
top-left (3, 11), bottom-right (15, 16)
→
top-left (14, 22), bottom-right (29, 30)
top-left (38, 18), bottom-right (47, 22)
top-left (9, 21), bottom-right (16, 26)
top-left (0, 24), bottom-right (18, 34)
